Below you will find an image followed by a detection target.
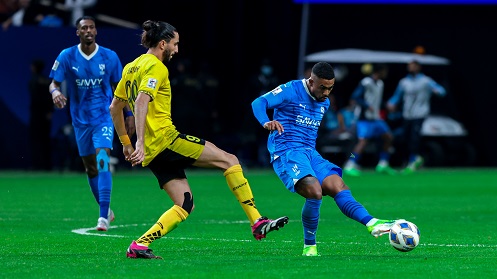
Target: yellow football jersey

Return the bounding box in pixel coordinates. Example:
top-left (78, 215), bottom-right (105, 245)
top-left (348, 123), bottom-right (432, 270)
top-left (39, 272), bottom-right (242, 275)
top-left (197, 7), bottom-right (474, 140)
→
top-left (115, 54), bottom-right (179, 166)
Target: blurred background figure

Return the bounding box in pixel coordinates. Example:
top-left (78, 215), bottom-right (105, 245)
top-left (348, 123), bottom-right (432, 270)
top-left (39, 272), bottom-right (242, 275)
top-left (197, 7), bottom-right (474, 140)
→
top-left (387, 60), bottom-right (446, 174)
top-left (0, 0), bottom-right (21, 22)
top-left (196, 59), bottom-right (220, 141)
top-left (62, 0), bottom-right (97, 28)
top-left (242, 58), bottom-right (280, 167)
top-left (1, 0), bottom-right (63, 30)
top-left (318, 95), bottom-right (358, 163)
top-left (170, 58), bottom-right (221, 145)
top-left (170, 58), bottom-right (208, 138)
top-left (2, 0), bottom-right (30, 30)
top-left (343, 63), bottom-right (396, 176)
top-left (29, 59), bottom-right (53, 171)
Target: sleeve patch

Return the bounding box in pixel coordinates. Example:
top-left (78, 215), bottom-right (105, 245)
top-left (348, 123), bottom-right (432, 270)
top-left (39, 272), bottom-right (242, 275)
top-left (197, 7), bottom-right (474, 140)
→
top-left (146, 78), bottom-right (158, 89)
top-left (52, 60), bottom-right (59, 71)
top-left (271, 86), bottom-right (282, 95)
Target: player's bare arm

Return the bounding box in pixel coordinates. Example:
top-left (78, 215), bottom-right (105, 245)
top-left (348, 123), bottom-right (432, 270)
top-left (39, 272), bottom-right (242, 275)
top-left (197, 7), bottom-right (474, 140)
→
top-left (112, 81), bottom-right (136, 137)
top-left (128, 92), bottom-right (151, 166)
top-left (49, 80), bottom-right (67, 109)
top-left (110, 98), bottom-right (135, 163)
top-left (124, 104), bottom-right (136, 137)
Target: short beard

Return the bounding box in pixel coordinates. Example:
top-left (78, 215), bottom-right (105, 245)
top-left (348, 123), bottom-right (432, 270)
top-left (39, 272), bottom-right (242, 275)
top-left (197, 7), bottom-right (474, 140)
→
top-left (163, 49), bottom-right (171, 63)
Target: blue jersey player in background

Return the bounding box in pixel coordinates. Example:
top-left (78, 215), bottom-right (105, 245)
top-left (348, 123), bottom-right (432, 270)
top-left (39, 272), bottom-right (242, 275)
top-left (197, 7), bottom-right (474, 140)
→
top-left (343, 63), bottom-right (397, 176)
top-left (251, 62), bottom-right (403, 256)
top-left (49, 16), bottom-right (131, 231)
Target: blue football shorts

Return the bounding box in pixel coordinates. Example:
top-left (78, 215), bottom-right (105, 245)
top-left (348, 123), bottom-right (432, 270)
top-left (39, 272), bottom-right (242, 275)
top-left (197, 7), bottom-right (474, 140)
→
top-left (272, 148), bottom-right (342, 193)
top-left (356, 120), bottom-right (391, 139)
top-left (73, 121), bottom-right (114, 156)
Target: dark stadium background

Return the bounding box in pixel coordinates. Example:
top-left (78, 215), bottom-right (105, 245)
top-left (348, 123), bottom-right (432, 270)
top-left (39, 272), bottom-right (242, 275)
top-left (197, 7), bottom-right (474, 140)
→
top-left (81, 0), bottom-right (497, 167)
top-left (1, 0), bottom-right (496, 168)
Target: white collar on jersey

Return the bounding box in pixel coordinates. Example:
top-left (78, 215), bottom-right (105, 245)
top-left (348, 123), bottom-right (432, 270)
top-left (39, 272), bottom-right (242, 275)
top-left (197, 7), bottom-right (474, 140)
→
top-left (78, 43), bottom-right (99, 60)
top-left (302, 78), bottom-right (316, 101)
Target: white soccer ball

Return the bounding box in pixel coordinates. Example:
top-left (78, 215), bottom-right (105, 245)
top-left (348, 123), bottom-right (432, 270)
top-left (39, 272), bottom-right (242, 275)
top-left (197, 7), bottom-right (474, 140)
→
top-left (389, 220), bottom-right (420, 252)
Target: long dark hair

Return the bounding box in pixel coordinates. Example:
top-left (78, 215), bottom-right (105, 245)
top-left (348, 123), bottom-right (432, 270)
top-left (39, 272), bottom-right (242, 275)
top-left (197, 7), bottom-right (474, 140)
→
top-left (141, 20), bottom-right (177, 48)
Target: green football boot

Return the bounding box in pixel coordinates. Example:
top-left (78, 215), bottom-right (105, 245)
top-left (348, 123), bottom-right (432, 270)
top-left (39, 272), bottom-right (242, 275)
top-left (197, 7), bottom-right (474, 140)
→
top-left (302, 245), bottom-right (320, 256)
top-left (367, 219), bottom-right (398, 238)
top-left (343, 166), bottom-right (362, 177)
top-left (375, 164), bottom-right (398, 175)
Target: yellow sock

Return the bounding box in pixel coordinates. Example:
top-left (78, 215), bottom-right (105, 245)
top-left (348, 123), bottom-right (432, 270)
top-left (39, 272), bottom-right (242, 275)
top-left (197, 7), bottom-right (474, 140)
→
top-left (136, 205), bottom-right (189, 246)
top-left (224, 164), bottom-right (262, 225)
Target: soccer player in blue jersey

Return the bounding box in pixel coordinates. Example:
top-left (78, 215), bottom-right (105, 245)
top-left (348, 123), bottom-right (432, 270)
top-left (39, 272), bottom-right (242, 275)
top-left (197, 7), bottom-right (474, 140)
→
top-left (343, 63), bottom-right (397, 176)
top-left (387, 60), bottom-right (446, 174)
top-left (48, 15), bottom-right (132, 231)
top-left (252, 62), bottom-right (402, 256)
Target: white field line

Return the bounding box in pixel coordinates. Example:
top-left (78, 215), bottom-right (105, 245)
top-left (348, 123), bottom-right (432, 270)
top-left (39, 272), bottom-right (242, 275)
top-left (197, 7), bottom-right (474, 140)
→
top-left (71, 222), bottom-right (497, 248)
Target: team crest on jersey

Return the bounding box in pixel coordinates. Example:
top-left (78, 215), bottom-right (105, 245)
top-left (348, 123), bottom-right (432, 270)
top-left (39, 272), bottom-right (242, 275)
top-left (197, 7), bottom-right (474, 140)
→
top-left (147, 78), bottom-right (158, 89)
top-left (271, 86), bottom-right (282, 96)
top-left (52, 60), bottom-right (59, 71)
top-left (321, 107), bottom-right (325, 113)
top-left (99, 64), bottom-right (105, 75)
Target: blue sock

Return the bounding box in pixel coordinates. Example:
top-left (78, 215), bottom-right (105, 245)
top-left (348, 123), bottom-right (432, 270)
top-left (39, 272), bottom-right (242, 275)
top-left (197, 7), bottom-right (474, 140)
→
top-left (302, 198), bottom-right (322, 245)
top-left (87, 176), bottom-right (99, 204)
top-left (408, 154), bottom-right (417, 163)
top-left (379, 151), bottom-right (390, 162)
top-left (334, 190), bottom-right (373, 225)
top-left (98, 171), bottom-right (112, 219)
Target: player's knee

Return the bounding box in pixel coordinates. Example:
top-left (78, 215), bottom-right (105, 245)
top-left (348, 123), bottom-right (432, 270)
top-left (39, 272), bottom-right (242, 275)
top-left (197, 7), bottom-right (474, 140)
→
top-left (219, 152), bottom-right (240, 171)
top-left (96, 149), bottom-right (110, 172)
top-left (181, 192), bottom-right (194, 214)
top-left (225, 152), bottom-right (239, 166)
top-left (307, 187), bottom-right (323, 200)
top-left (323, 175), bottom-right (349, 197)
top-left (85, 165), bottom-right (98, 177)
top-left (296, 175), bottom-right (322, 199)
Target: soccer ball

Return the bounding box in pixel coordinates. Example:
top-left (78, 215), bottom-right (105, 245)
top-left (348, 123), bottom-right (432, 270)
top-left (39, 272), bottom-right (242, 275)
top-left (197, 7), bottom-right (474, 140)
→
top-left (389, 220), bottom-right (420, 252)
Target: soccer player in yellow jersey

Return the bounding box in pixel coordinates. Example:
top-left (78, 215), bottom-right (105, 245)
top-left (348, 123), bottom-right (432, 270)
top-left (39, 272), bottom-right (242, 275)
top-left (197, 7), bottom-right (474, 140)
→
top-left (109, 20), bottom-right (289, 259)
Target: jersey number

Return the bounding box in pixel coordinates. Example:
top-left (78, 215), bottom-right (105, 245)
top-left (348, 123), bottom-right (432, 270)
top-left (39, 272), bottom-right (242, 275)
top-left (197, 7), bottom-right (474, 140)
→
top-left (179, 134), bottom-right (201, 143)
top-left (125, 80), bottom-right (139, 109)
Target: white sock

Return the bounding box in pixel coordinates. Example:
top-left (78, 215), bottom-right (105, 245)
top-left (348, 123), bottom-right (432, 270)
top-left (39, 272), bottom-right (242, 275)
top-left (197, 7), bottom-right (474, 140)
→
top-left (377, 160), bottom-right (388, 167)
top-left (344, 160), bottom-right (356, 169)
top-left (366, 218), bottom-right (379, 226)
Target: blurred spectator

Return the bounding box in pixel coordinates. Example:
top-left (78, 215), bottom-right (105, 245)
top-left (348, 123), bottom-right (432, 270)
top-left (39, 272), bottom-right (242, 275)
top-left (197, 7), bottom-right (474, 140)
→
top-left (387, 60), bottom-right (446, 174)
top-left (338, 100), bottom-right (359, 134)
top-left (2, 0), bottom-right (28, 30)
top-left (170, 58), bottom-right (212, 139)
top-left (321, 95), bottom-right (357, 140)
top-left (196, 60), bottom-right (220, 140)
top-left (318, 95), bottom-right (358, 166)
top-left (0, 0), bottom-right (20, 21)
top-left (29, 59), bottom-right (53, 170)
top-left (2, 0), bottom-right (63, 30)
top-left (243, 58), bottom-right (280, 167)
top-left (62, 0), bottom-right (97, 27)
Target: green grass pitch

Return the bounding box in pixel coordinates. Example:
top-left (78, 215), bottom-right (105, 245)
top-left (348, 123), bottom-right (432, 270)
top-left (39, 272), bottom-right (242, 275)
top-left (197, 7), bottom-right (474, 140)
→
top-left (1, 168), bottom-right (496, 278)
